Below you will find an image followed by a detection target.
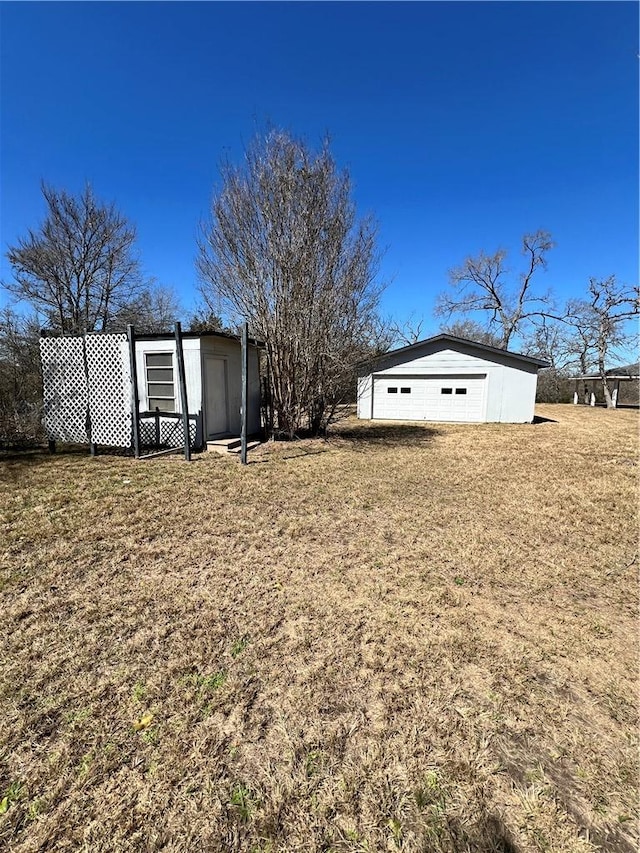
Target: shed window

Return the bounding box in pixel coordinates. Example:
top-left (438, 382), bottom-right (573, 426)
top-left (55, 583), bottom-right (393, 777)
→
top-left (400, 387), bottom-right (411, 394)
top-left (441, 388), bottom-right (453, 395)
top-left (145, 352), bottom-right (175, 412)
top-left (387, 387), bottom-right (398, 394)
top-left (455, 388), bottom-right (467, 395)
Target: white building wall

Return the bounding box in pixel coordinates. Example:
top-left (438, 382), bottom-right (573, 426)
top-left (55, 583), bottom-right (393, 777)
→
top-left (497, 365), bottom-right (538, 422)
top-left (133, 337), bottom-right (204, 448)
top-left (357, 374), bottom-right (372, 419)
top-left (135, 338), bottom-right (202, 413)
top-left (360, 346), bottom-right (539, 423)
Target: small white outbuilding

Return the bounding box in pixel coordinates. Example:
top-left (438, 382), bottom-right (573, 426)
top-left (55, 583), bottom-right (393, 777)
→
top-left (357, 334), bottom-right (548, 424)
top-left (40, 329), bottom-right (262, 452)
top-left (135, 330), bottom-right (262, 442)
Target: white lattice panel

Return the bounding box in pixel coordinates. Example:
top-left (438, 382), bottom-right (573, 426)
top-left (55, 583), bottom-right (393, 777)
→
top-left (40, 336), bottom-right (89, 442)
top-left (139, 415), bottom-right (197, 448)
top-left (85, 334), bottom-right (132, 448)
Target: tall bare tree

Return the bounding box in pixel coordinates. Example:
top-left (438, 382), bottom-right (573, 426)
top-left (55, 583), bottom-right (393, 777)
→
top-left (521, 278), bottom-right (640, 406)
top-left (435, 230), bottom-right (554, 349)
top-left (563, 276), bottom-right (639, 407)
top-left (5, 183), bottom-right (146, 335)
top-left (197, 129), bottom-right (384, 437)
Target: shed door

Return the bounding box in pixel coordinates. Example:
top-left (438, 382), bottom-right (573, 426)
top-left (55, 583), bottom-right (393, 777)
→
top-left (205, 357), bottom-right (229, 437)
top-left (372, 375), bottom-right (486, 422)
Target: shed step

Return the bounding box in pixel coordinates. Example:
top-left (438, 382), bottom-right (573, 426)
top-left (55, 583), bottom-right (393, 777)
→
top-left (206, 437), bottom-right (261, 455)
top-left (207, 437), bottom-right (241, 453)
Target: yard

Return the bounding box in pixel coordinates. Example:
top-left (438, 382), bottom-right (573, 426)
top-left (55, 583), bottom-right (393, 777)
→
top-left (1, 404), bottom-right (637, 852)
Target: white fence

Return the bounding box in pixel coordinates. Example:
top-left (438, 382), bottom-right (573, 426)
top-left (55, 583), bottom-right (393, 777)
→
top-left (40, 333), bottom-right (132, 448)
top-left (40, 335), bottom-right (90, 443)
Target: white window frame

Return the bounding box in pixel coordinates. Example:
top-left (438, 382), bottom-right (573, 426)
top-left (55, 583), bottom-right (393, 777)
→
top-left (144, 351), bottom-right (176, 412)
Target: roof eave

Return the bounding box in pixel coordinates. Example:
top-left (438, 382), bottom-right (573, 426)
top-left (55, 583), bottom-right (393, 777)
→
top-left (574, 374), bottom-right (639, 380)
top-left (135, 329), bottom-right (265, 347)
top-left (369, 333), bottom-right (550, 368)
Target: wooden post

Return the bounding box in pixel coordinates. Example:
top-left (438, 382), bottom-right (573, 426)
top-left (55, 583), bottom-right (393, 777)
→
top-left (174, 322), bottom-right (191, 462)
top-left (127, 325), bottom-right (141, 458)
top-left (240, 321), bottom-right (249, 465)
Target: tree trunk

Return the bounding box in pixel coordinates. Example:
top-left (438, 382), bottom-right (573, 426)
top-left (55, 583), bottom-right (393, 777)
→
top-left (598, 354), bottom-right (614, 408)
top-left (601, 375), bottom-right (614, 408)
top-left (308, 398), bottom-right (325, 436)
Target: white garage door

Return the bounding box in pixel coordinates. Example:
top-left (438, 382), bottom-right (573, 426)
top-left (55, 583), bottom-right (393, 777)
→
top-left (372, 375), bottom-right (486, 422)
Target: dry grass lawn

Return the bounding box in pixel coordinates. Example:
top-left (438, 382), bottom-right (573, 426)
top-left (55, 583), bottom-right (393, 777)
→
top-left (1, 404), bottom-right (638, 852)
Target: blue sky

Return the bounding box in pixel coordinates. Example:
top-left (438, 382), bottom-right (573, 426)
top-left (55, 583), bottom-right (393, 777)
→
top-left (1, 1), bottom-right (638, 344)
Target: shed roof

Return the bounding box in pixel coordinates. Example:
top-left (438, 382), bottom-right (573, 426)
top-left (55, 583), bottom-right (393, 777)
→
top-left (574, 362), bottom-right (639, 380)
top-left (135, 329), bottom-right (265, 347)
top-left (574, 374), bottom-right (639, 381)
top-left (372, 334), bottom-right (550, 368)
top-left (39, 328), bottom-right (265, 347)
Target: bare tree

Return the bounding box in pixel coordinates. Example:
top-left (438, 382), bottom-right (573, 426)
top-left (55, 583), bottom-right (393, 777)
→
top-left (435, 230), bottom-right (554, 349)
top-left (0, 308), bottom-right (43, 446)
top-left (197, 129), bottom-right (384, 437)
top-left (522, 318), bottom-right (577, 403)
top-left (4, 183), bottom-right (146, 335)
top-left (185, 305), bottom-right (240, 335)
top-left (117, 283), bottom-right (183, 333)
top-left (440, 318), bottom-right (504, 349)
top-left (524, 316), bottom-right (575, 371)
top-left (563, 276), bottom-right (639, 408)
top-left (388, 312), bottom-right (426, 346)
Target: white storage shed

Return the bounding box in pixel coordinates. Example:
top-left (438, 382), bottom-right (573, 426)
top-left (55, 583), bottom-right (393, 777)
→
top-left (135, 330), bottom-right (262, 445)
top-left (40, 329), bottom-right (262, 453)
top-left (357, 334), bottom-right (548, 424)
top-left (136, 332), bottom-right (260, 445)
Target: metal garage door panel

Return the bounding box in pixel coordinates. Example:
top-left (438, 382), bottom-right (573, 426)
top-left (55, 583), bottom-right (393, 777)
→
top-left (372, 375), bottom-right (485, 422)
top-left (372, 376), bottom-right (426, 419)
top-left (424, 376), bottom-right (485, 422)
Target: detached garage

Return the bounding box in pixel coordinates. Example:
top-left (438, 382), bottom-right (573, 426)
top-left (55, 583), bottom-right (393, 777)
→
top-left (357, 334), bottom-right (548, 424)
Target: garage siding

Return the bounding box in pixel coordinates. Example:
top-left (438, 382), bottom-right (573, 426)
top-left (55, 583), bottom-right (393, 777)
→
top-left (357, 374), bottom-right (372, 419)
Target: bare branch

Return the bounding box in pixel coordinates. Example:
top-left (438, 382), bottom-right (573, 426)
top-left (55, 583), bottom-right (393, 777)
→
top-left (436, 230), bottom-right (554, 349)
top-left (388, 313), bottom-right (426, 346)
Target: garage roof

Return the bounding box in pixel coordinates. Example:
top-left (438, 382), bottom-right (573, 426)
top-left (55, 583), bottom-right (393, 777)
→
top-left (375, 333), bottom-right (550, 368)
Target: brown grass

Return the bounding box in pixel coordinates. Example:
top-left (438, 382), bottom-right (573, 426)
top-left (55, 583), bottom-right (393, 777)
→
top-left (0, 404), bottom-right (638, 852)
